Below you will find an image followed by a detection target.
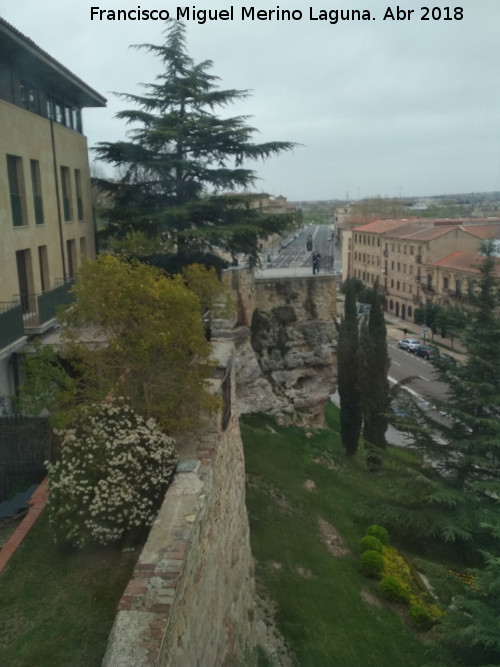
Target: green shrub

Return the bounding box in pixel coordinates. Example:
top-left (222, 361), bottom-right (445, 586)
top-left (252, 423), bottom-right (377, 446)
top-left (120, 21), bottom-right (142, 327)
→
top-left (46, 398), bottom-right (178, 548)
top-left (408, 603), bottom-right (435, 631)
top-left (367, 524), bottom-right (389, 545)
top-left (359, 535), bottom-right (383, 553)
top-left (360, 549), bottom-right (385, 578)
top-left (379, 577), bottom-right (411, 604)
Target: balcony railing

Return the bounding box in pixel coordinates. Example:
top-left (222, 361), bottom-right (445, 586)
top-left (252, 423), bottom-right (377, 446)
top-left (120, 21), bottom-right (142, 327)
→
top-left (0, 302), bottom-right (24, 350)
top-left (15, 280), bottom-right (75, 332)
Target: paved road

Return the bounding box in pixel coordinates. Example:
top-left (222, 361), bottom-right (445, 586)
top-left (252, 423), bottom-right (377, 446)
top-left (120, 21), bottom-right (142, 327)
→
top-left (387, 343), bottom-right (450, 403)
top-left (264, 225), bottom-right (340, 274)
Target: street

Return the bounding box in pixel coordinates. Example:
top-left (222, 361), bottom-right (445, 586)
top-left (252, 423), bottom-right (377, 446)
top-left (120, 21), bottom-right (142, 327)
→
top-left (265, 224), bottom-right (341, 274)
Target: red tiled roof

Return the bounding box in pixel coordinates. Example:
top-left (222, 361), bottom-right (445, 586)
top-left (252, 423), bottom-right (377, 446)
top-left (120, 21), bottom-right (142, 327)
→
top-left (430, 251), bottom-right (500, 277)
top-left (353, 219), bottom-right (413, 233)
top-left (397, 225), bottom-right (457, 241)
top-left (462, 223), bottom-right (500, 240)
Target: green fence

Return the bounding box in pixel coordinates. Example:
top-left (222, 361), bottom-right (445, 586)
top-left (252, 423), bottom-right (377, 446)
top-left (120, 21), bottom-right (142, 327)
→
top-left (0, 304), bottom-right (24, 350)
top-left (38, 280), bottom-right (75, 325)
top-left (0, 416), bottom-right (56, 502)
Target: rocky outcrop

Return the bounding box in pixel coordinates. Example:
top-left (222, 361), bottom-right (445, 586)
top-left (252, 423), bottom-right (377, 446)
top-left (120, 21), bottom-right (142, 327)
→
top-left (231, 273), bottom-right (338, 427)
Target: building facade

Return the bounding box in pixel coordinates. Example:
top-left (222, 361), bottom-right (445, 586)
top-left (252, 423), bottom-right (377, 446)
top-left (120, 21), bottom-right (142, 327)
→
top-left (0, 18), bottom-right (105, 404)
top-left (348, 218), bottom-right (500, 320)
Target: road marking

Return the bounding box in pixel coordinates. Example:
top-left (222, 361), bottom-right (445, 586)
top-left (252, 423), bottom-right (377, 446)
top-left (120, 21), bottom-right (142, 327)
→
top-left (391, 360), bottom-right (401, 367)
top-left (418, 375), bottom-right (430, 382)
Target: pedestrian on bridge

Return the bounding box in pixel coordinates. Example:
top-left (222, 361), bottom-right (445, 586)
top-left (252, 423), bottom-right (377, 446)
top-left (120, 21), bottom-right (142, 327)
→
top-left (312, 251), bottom-right (321, 274)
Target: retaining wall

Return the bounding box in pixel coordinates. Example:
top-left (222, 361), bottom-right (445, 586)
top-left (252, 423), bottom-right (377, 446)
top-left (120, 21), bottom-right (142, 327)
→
top-left (102, 341), bottom-right (256, 667)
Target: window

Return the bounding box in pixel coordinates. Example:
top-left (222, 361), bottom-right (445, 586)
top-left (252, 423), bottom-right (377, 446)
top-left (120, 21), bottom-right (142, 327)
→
top-left (19, 81), bottom-right (28, 109)
top-left (397, 262), bottom-right (400, 272)
top-left (60, 166), bottom-right (73, 220)
top-left (38, 246), bottom-right (50, 292)
top-left (7, 155), bottom-right (27, 226)
top-left (74, 170), bottom-right (83, 220)
top-left (66, 239), bottom-right (77, 278)
top-left (80, 236), bottom-right (87, 258)
top-left (443, 276), bottom-right (449, 289)
top-left (19, 81), bottom-right (39, 112)
top-left (65, 106), bottom-right (73, 128)
top-left (16, 248), bottom-right (34, 313)
top-left (55, 100), bottom-right (64, 124)
top-left (410, 246), bottom-right (414, 255)
top-left (391, 261), bottom-right (395, 270)
top-left (30, 160), bottom-right (44, 224)
top-left (28, 85), bottom-right (39, 113)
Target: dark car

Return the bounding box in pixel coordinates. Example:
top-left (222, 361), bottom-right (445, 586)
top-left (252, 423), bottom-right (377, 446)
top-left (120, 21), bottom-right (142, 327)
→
top-left (415, 344), bottom-right (437, 360)
top-left (439, 352), bottom-right (457, 366)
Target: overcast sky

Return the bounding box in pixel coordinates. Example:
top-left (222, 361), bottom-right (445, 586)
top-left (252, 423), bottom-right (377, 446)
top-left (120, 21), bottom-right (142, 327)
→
top-left (3, 1), bottom-right (500, 201)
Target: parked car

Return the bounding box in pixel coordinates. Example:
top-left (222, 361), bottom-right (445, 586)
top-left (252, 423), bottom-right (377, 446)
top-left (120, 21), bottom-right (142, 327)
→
top-left (439, 352), bottom-right (457, 366)
top-left (398, 338), bottom-right (420, 352)
top-left (415, 344), bottom-right (437, 360)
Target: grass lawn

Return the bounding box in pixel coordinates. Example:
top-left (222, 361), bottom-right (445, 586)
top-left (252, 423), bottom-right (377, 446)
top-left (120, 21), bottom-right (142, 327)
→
top-left (241, 408), bottom-right (441, 667)
top-left (0, 511), bottom-right (139, 667)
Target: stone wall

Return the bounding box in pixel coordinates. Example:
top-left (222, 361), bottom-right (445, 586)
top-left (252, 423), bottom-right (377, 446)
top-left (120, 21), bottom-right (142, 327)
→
top-left (102, 342), bottom-right (256, 667)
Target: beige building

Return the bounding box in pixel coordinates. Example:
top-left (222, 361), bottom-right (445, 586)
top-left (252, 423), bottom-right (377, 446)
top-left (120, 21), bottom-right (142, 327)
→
top-left (0, 18), bottom-right (105, 403)
top-left (349, 218), bottom-right (500, 320)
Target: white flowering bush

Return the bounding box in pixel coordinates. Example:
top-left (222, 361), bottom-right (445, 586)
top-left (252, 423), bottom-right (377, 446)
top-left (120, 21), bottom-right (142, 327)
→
top-left (46, 398), bottom-right (177, 549)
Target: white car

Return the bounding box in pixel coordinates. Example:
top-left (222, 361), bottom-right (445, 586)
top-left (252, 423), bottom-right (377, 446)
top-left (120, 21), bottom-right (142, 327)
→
top-left (398, 338), bottom-right (420, 352)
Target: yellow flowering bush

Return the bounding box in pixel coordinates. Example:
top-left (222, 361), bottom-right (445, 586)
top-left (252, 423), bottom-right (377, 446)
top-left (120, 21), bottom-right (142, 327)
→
top-left (46, 398), bottom-right (177, 548)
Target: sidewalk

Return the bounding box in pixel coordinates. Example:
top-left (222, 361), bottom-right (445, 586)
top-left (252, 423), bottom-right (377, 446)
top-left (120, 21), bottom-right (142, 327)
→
top-left (383, 311), bottom-right (466, 359)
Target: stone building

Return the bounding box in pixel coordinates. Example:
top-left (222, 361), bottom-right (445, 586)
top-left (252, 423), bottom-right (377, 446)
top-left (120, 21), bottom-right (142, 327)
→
top-left (0, 18), bottom-right (105, 403)
top-left (348, 218), bottom-right (500, 319)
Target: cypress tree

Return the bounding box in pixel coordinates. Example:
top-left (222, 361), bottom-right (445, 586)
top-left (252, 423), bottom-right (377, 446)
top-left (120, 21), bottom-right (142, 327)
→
top-left (358, 283), bottom-right (390, 452)
top-left (337, 281), bottom-right (362, 457)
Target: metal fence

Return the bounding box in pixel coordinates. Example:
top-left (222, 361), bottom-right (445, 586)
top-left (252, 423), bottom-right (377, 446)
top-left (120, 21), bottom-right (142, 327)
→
top-left (0, 416), bottom-right (56, 502)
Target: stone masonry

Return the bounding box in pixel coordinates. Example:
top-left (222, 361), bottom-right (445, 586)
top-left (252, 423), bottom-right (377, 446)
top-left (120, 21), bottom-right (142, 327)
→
top-left (102, 342), bottom-right (256, 667)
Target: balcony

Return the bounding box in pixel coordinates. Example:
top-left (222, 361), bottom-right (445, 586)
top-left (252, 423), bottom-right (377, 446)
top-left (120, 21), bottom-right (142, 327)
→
top-left (17, 280), bottom-right (75, 334)
top-left (0, 302), bottom-right (25, 353)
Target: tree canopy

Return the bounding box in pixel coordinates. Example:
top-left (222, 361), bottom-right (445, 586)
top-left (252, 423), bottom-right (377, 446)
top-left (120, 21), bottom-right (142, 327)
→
top-left (60, 255), bottom-right (217, 433)
top-left (94, 20), bottom-right (297, 266)
top-left (337, 281), bottom-right (362, 457)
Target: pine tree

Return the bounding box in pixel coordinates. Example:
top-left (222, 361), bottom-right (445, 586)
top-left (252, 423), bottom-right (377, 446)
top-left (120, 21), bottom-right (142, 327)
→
top-left (93, 21), bottom-right (296, 266)
top-left (433, 243), bottom-right (500, 499)
top-left (358, 283), bottom-right (390, 452)
top-left (437, 552), bottom-right (500, 666)
top-left (337, 281), bottom-right (362, 457)
top-left (369, 244), bottom-right (500, 543)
